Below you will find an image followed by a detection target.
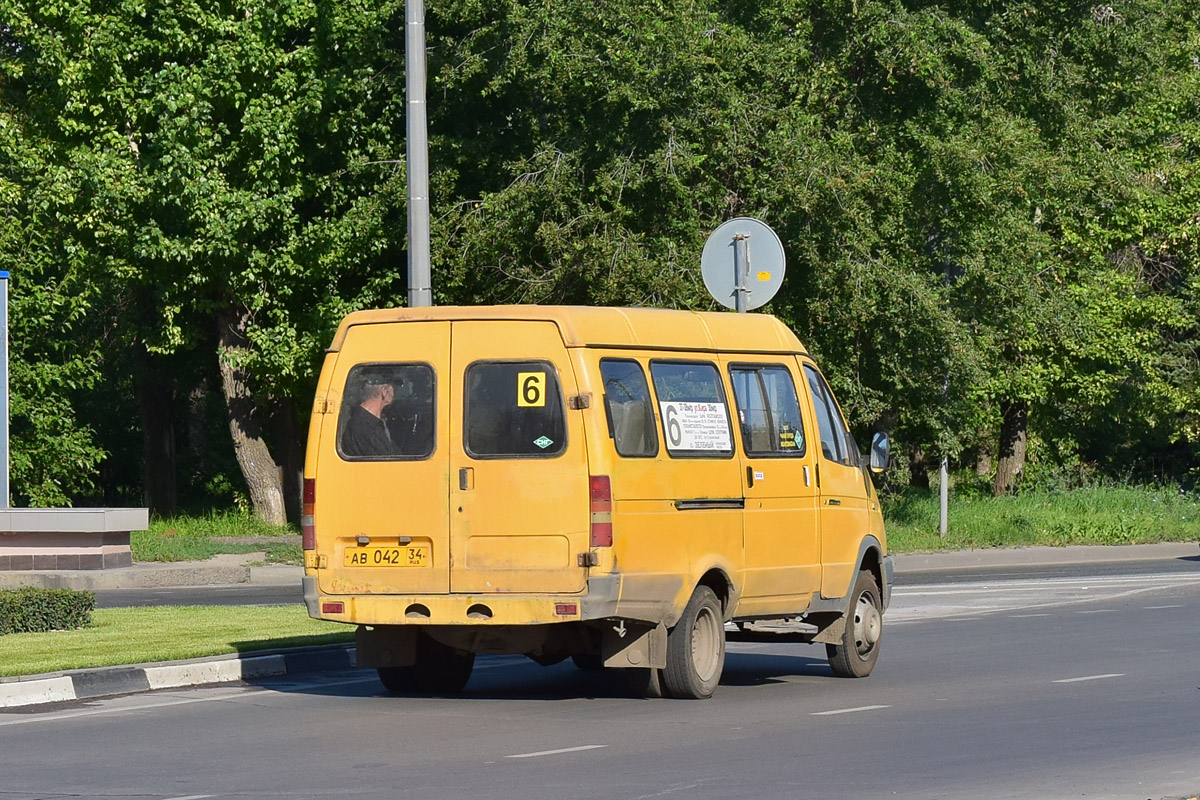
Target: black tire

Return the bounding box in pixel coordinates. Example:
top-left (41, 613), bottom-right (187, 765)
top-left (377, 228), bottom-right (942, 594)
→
top-left (571, 652), bottom-right (604, 671)
top-left (377, 666), bottom-right (412, 693)
top-left (661, 585), bottom-right (725, 699)
top-left (625, 667), bottom-right (668, 699)
top-left (826, 568), bottom-right (883, 678)
top-left (380, 634), bottom-right (475, 694)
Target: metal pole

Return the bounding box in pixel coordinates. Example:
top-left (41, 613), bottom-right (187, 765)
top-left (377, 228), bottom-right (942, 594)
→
top-left (0, 271), bottom-right (9, 507)
top-left (939, 455), bottom-right (949, 537)
top-left (733, 233), bottom-right (750, 313)
top-left (406, 0), bottom-right (433, 308)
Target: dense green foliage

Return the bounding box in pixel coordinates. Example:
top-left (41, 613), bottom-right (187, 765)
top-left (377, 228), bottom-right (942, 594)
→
top-left (0, 587), bottom-right (94, 634)
top-left (0, 0), bottom-right (1196, 509)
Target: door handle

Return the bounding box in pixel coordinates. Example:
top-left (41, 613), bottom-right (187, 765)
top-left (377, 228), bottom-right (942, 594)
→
top-left (746, 466), bottom-right (755, 488)
top-left (827, 498), bottom-right (841, 506)
top-left (459, 467), bottom-right (474, 491)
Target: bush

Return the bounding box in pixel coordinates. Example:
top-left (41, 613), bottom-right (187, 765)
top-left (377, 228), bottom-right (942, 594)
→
top-left (0, 588), bottom-right (95, 635)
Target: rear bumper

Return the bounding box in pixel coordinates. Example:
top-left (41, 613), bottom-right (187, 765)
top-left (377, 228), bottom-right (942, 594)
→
top-left (303, 573), bottom-right (622, 627)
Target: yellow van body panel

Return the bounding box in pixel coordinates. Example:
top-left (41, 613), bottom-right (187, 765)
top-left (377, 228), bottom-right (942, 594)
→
top-left (304, 306), bottom-right (886, 635)
top-left (327, 305), bottom-right (807, 355)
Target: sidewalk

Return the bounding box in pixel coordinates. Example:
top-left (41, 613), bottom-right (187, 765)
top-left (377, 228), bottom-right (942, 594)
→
top-left (1, 542), bottom-right (1196, 709)
top-left (0, 551), bottom-right (303, 591)
top-left (893, 541), bottom-right (1199, 572)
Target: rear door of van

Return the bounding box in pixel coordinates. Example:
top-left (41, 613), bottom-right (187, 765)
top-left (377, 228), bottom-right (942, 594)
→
top-left (317, 321), bottom-right (452, 596)
top-left (449, 321), bottom-right (589, 594)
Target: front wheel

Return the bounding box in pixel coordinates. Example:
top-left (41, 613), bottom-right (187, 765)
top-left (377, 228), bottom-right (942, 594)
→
top-left (826, 568), bottom-right (883, 678)
top-left (662, 585), bottom-right (725, 699)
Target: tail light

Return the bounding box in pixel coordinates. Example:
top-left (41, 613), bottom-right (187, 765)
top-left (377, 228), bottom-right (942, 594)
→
top-left (589, 475), bottom-right (613, 547)
top-left (302, 478), bottom-right (316, 551)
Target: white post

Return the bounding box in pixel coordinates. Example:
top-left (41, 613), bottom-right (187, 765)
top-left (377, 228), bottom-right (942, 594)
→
top-left (939, 455), bottom-right (949, 537)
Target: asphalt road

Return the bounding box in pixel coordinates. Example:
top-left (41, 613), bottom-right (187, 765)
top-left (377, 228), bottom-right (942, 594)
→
top-left (8, 566), bottom-right (1200, 800)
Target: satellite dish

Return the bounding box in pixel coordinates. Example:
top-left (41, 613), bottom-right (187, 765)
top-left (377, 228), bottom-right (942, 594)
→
top-left (700, 217), bottom-right (786, 311)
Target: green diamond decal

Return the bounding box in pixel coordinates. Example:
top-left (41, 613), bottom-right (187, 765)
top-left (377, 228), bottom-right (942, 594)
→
top-left (534, 436), bottom-right (553, 449)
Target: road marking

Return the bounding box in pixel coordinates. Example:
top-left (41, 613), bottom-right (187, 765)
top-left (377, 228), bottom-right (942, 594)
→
top-left (1010, 613), bottom-right (1052, 618)
top-left (1053, 673), bottom-right (1125, 684)
top-left (1145, 604), bottom-right (1184, 609)
top-left (162, 795), bottom-right (216, 800)
top-left (506, 744), bottom-right (607, 759)
top-left (811, 704), bottom-right (891, 716)
top-left (1076, 609), bottom-right (1115, 614)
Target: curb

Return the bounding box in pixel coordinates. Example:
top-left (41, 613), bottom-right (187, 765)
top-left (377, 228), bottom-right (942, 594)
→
top-left (893, 541), bottom-right (1199, 573)
top-left (0, 644), bottom-right (357, 710)
top-left (0, 560), bottom-right (303, 591)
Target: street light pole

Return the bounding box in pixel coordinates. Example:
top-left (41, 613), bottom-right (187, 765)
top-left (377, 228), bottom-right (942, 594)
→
top-left (406, 0), bottom-right (433, 308)
top-left (0, 270), bottom-right (9, 507)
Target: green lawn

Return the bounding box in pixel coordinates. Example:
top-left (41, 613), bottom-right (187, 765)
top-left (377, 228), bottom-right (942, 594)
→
top-left (885, 485), bottom-right (1200, 552)
top-left (133, 511), bottom-right (301, 565)
top-left (0, 605), bottom-right (353, 678)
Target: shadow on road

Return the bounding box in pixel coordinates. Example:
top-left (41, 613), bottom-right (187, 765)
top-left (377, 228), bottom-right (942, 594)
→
top-left (255, 649), bottom-right (835, 703)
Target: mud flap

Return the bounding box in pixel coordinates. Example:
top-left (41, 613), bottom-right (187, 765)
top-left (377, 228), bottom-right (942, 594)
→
top-left (810, 614), bottom-right (847, 645)
top-left (601, 621), bottom-right (667, 669)
top-left (355, 625), bottom-right (418, 668)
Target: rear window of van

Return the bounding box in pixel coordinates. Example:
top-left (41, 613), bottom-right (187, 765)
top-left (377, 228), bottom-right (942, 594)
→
top-left (464, 361), bottom-right (566, 458)
top-left (338, 363), bottom-right (435, 461)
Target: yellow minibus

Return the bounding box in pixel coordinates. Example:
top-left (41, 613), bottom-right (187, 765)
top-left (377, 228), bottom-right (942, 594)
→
top-left (303, 305), bottom-right (891, 699)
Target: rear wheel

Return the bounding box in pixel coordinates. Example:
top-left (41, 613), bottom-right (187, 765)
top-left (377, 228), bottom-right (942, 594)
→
top-left (826, 569), bottom-right (883, 678)
top-left (379, 634), bottom-right (475, 694)
top-left (376, 666), bottom-right (412, 693)
top-left (625, 667), bottom-right (668, 699)
top-left (662, 585), bottom-right (725, 699)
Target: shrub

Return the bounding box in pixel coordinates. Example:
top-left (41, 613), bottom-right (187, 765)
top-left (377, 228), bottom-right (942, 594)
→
top-left (0, 588), bottom-right (95, 635)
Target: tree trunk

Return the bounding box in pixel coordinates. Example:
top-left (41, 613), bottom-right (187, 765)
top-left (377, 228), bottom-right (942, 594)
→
top-left (908, 447), bottom-right (931, 489)
top-left (993, 400), bottom-right (1028, 496)
top-left (271, 397), bottom-right (305, 525)
top-left (216, 305), bottom-right (285, 525)
top-left (136, 349), bottom-right (177, 516)
top-left (975, 430), bottom-right (993, 477)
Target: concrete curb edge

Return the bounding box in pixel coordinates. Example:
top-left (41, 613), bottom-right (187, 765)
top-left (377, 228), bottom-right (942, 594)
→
top-left (0, 644), bottom-right (357, 710)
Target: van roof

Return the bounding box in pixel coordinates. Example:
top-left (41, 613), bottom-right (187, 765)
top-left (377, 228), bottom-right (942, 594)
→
top-left (329, 305), bottom-right (808, 355)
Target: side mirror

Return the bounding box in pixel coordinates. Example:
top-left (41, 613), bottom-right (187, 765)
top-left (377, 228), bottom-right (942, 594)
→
top-left (869, 432), bottom-right (890, 474)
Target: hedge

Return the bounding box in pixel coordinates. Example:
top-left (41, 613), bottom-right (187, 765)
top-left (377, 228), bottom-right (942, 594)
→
top-left (0, 588), bottom-right (95, 635)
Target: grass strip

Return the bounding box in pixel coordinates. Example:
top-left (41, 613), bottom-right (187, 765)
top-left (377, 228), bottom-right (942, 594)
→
top-left (134, 511), bottom-right (301, 564)
top-left (0, 605), bottom-right (354, 678)
top-left (886, 485), bottom-right (1200, 552)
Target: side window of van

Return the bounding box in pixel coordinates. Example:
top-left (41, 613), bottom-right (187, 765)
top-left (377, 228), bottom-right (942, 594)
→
top-left (338, 363), bottom-right (435, 461)
top-left (804, 365), bottom-right (859, 467)
top-left (729, 365), bottom-right (807, 457)
top-left (649, 361), bottom-right (734, 458)
top-left (600, 359), bottom-right (658, 457)
top-left (464, 361), bottom-right (566, 458)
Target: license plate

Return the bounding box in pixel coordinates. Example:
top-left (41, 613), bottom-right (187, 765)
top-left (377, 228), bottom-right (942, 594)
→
top-left (344, 546), bottom-right (429, 567)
